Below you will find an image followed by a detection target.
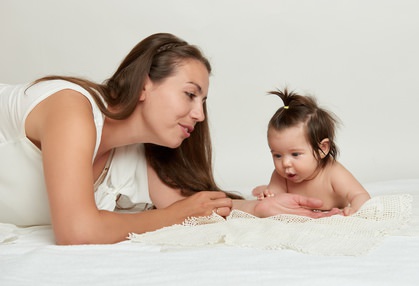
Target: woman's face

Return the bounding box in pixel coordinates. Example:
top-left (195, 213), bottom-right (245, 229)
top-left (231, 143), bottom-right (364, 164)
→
top-left (140, 59), bottom-right (210, 148)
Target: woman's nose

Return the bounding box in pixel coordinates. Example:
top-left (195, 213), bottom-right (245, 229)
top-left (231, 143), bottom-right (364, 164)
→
top-left (191, 103), bottom-right (205, 122)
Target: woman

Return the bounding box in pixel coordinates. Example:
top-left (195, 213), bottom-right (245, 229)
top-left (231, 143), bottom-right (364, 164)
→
top-left (0, 33), bottom-right (336, 245)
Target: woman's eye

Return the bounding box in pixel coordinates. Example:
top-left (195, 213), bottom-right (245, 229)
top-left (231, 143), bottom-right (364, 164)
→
top-left (185, 92), bottom-right (196, 99)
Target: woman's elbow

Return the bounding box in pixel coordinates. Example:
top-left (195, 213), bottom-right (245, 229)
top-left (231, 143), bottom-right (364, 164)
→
top-left (53, 220), bottom-right (105, 245)
top-left (55, 228), bottom-right (96, 245)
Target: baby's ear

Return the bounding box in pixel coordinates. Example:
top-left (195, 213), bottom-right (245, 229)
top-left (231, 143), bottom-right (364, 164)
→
top-left (319, 138), bottom-right (330, 158)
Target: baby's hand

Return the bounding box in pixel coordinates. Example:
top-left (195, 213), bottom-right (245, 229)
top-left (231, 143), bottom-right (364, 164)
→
top-left (252, 185), bottom-right (267, 197)
top-left (252, 185), bottom-right (275, 200)
top-left (343, 206), bottom-right (356, 216)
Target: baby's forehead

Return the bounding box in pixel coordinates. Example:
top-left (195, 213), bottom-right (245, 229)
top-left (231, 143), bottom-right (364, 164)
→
top-left (269, 127), bottom-right (310, 143)
top-left (268, 123), bottom-right (307, 135)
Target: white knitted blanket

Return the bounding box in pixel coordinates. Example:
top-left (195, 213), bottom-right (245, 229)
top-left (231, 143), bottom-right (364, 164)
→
top-left (129, 194), bottom-right (413, 256)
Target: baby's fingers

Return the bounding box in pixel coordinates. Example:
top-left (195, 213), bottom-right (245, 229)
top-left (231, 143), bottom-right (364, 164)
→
top-left (252, 185), bottom-right (268, 197)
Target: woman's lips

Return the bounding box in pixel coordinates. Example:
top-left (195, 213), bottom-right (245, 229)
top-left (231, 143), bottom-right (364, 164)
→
top-left (179, 124), bottom-right (194, 138)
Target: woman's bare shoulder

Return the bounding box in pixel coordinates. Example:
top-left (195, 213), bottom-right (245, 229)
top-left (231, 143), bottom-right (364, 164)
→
top-left (26, 89), bottom-right (96, 146)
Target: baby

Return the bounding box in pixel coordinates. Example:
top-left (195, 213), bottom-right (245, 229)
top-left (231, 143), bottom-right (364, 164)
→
top-left (253, 88), bottom-right (370, 215)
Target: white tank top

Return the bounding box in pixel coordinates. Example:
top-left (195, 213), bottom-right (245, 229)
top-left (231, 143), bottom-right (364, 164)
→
top-left (0, 80), bottom-right (151, 226)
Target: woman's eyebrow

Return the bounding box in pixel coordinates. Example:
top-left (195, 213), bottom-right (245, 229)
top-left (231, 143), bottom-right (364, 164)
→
top-left (187, 82), bottom-right (202, 93)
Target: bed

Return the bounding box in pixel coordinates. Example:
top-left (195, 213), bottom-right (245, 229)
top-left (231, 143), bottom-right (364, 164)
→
top-left (1, 179), bottom-right (418, 286)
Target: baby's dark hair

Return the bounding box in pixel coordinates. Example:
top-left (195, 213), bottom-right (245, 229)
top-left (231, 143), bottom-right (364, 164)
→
top-left (268, 88), bottom-right (339, 168)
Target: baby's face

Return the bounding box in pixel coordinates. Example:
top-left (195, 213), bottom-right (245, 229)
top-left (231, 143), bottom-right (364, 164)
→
top-left (268, 123), bottom-right (319, 183)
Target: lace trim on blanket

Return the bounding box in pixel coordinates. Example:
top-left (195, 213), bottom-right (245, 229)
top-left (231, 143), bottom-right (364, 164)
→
top-left (129, 194), bottom-right (412, 256)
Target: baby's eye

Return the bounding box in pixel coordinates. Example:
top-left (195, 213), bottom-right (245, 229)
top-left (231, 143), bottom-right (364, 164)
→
top-left (292, 152), bottom-right (301, 157)
top-left (273, 154), bottom-right (282, 159)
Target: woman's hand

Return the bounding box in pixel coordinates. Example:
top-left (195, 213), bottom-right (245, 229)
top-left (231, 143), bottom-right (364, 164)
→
top-left (253, 193), bottom-right (342, 218)
top-left (167, 191), bottom-right (233, 219)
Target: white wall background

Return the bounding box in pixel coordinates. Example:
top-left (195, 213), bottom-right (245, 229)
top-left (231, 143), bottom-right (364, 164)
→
top-left (1, 0), bottom-right (418, 195)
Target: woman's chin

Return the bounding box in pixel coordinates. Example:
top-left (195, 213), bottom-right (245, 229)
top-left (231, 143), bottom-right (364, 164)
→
top-left (166, 140), bottom-right (183, 149)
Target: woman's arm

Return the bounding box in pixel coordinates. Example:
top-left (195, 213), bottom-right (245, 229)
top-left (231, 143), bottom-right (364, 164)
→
top-left (28, 90), bottom-right (101, 243)
top-left (29, 90), bottom-right (232, 244)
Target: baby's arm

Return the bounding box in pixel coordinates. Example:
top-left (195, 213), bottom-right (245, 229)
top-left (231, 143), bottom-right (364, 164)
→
top-left (330, 162), bottom-right (371, 215)
top-left (252, 170), bottom-right (287, 199)
top-left (344, 192), bottom-right (371, 216)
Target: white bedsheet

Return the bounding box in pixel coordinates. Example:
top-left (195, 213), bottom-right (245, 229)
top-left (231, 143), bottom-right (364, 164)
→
top-left (1, 179), bottom-right (418, 286)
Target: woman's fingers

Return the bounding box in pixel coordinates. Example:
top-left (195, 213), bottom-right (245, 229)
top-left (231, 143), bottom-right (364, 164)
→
top-left (293, 195), bottom-right (324, 209)
top-left (209, 196), bottom-right (233, 217)
top-left (212, 206), bottom-right (230, 217)
top-left (179, 191), bottom-right (232, 217)
top-left (300, 207), bottom-right (342, 218)
top-left (253, 193), bottom-right (343, 218)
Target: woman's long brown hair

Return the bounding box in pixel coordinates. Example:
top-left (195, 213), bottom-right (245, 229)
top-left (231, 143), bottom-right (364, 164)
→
top-left (33, 33), bottom-right (243, 200)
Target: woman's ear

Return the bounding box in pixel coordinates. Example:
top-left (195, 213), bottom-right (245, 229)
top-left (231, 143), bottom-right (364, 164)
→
top-left (319, 138), bottom-right (330, 158)
top-left (139, 76), bottom-right (152, 102)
